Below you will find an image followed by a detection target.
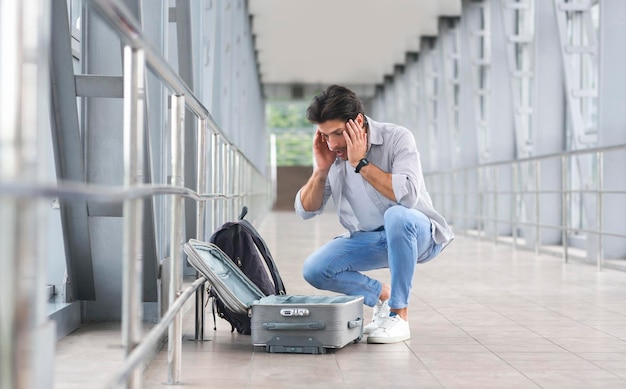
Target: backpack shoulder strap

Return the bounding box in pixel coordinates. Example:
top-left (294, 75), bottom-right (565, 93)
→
top-left (238, 219), bottom-right (286, 295)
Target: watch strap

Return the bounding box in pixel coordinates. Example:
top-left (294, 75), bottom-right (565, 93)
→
top-left (355, 158), bottom-right (369, 173)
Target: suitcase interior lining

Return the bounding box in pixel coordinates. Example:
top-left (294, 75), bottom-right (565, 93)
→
top-left (185, 240), bottom-right (265, 310)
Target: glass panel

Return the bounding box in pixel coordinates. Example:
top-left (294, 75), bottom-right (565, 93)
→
top-left (70, 0), bottom-right (82, 38)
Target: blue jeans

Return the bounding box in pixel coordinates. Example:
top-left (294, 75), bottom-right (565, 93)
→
top-left (302, 206), bottom-right (442, 309)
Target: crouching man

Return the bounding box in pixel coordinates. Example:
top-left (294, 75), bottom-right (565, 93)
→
top-left (294, 85), bottom-right (454, 344)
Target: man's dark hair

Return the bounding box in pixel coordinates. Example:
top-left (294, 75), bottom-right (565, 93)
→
top-left (306, 85), bottom-right (365, 124)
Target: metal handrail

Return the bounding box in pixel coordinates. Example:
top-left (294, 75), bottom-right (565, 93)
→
top-left (70, 0), bottom-right (269, 387)
top-left (0, 181), bottom-right (264, 202)
top-left (429, 143), bottom-right (626, 173)
top-left (104, 277), bottom-right (207, 388)
top-left (425, 143), bottom-right (626, 270)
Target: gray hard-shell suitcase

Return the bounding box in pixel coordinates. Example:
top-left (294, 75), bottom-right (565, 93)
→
top-left (183, 239), bottom-right (364, 354)
top-left (250, 295), bottom-right (364, 354)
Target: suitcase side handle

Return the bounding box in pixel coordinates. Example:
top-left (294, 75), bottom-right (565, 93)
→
top-left (347, 318), bottom-right (363, 329)
top-left (262, 322), bottom-right (325, 331)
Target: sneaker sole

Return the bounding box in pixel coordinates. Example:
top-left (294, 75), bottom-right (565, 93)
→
top-left (366, 333), bottom-right (411, 344)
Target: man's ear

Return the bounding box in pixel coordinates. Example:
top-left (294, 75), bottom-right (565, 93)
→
top-left (357, 113), bottom-right (366, 130)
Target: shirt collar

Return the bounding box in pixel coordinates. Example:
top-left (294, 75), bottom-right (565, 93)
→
top-left (365, 115), bottom-right (383, 147)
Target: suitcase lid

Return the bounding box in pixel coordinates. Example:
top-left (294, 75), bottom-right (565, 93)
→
top-left (184, 239), bottom-right (265, 313)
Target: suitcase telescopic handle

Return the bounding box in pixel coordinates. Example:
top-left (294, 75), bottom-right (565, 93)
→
top-left (262, 322), bottom-right (325, 331)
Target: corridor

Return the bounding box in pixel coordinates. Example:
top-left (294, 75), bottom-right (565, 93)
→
top-left (56, 211), bottom-right (626, 388)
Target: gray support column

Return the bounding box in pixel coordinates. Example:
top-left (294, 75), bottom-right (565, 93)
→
top-left (553, 0), bottom-right (600, 262)
top-left (418, 38), bottom-right (439, 173)
top-left (82, 9), bottom-right (127, 318)
top-left (532, 0), bottom-right (567, 247)
top-left (435, 25), bottom-right (453, 173)
top-left (372, 85), bottom-right (386, 120)
top-left (50, 0), bottom-right (95, 300)
top-left (598, 0), bottom-right (626, 259)
top-left (438, 19), bottom-right (461, 222)
top-left (489, 0), bottom-right (514, 237)
top-left (498, 0), bottom-right (537, 246)
top-left (394, 65), bottom-right (409, 128)
top-left (174, 0), bottom-right (198, 254)
top-left (206, 0), bottom-right (223, 126)
top-left (405, 53), bottom-right (420, 136)
top-left (231, 5), bottom-right (243, 146)
top-left (82, 2), bottom-right (159, 321)
top-left (141, 1), bottom-right (168, 263)
top-left (458, 1), bottom-right (483, 231)
top-left (440, 18), bottom-right (462, 170)
top-left (384, 75), bottom-right (397, 123)
top-left (220, 1), bottom-right (233, 136)
top-left (85, 8), bottom-right (124, 217)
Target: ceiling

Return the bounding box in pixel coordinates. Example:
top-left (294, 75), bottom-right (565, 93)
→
top-left (248, 0), bottom-right (461, 92)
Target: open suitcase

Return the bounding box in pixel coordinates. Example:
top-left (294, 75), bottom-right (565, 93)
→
top-left (184, 239), bottom-right (364, 354)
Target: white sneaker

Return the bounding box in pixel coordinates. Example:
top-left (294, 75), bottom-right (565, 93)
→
top-left (363, 299), bottom-right (390, 335)
top-left (366, 313), bottom-right (411, 344)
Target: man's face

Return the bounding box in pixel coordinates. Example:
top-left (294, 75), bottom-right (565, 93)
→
top-left (317, 114), bottom-right (365, 161)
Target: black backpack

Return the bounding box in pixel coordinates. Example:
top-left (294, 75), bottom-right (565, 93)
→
top-left (208, 206), bottom-right (286, 334)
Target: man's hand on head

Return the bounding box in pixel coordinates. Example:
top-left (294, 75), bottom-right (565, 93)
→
top-left (313, 128), bottom-right (336, 172)
top-left (344, 117), bottom-right (368, 169)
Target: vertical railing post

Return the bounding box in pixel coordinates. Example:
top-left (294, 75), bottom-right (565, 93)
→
top-left (121, 45), bottom-right (146, 389)
top-left (452, 171), bottom-right (457, 231)
top-left (463, 168), bottom-right (468, 233)
top-left (242, 158), bottom-right (249, 212)
top-left (493, 165), bottom-right (498, 244)
top-left (211, 132), bottom-right (219, 232)
top-left (1, 0), bottom-right (53, 387)
top-left (233, 151), bottom-right (240, 215)
top-left (168, 94), bottom-right (185, 384)
top-left (222, 142), bottom-right (230, 220)
top-left (512, 162), bottom-right (518, 250)
top-left (480, 167), bottom-right (486, 238)
top-left (270, 133), bottom-right (277, 209)
top-left (196, 118), bottom-right (207, 241)
top-left (194, 117), bottom-right (207, 341)
top-left (561, 155), bottom-right (569, 263)
top-left (597, 151), bottom-right (604, 271)
top-left (535, 159), bottom-right (541, 255)
top-left (0, 1), bottom-right (23, 387)
top-left (229, 145), bottom-right (236, 220)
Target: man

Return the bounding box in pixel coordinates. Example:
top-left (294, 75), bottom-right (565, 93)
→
top-left (294, 85), bottom-right (454, 344)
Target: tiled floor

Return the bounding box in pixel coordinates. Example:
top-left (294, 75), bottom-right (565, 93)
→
top-left (55, 211), bottom-right (626, 388)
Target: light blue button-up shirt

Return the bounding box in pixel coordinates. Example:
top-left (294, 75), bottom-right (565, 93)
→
top-left (295, 117), bottom-right (454, 245)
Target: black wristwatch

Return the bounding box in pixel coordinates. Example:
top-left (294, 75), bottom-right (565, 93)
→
top-left (355, 158), bottom-right (369, 173)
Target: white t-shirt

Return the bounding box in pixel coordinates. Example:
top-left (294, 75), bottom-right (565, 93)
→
top-left (342, 161), bottom-right (385, 231)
